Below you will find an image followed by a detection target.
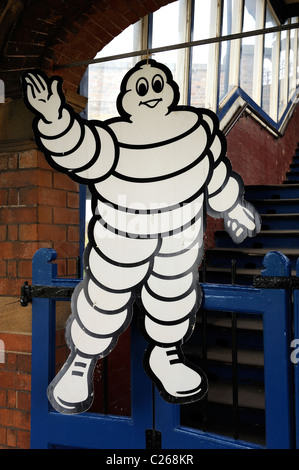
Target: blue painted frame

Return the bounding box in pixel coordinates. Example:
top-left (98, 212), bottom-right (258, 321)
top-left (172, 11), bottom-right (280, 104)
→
top-left (218, 86), bottom-right (299, 134)
top-left (30, 249), bottom-right (294, 449)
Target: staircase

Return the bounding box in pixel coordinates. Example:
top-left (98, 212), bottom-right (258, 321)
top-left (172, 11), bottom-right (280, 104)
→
top-left (203, 149), bottom-right (299, 285)
top-left (181, 144), bottom-right (299, 446)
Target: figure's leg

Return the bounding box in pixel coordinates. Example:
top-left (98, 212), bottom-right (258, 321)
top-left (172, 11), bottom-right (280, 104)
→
top-left (141, 220), bottom-right (208, 403)
top-left (47, 221), bottom-right (159, 414)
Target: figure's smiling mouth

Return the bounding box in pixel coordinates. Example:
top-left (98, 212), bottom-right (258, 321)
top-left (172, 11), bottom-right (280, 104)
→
top-left (139, 98), bottom-right (162, 108)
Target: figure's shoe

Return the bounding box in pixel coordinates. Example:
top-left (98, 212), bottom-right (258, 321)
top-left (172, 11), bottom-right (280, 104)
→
top-left (144, 345), bottom-right (208, 404)
top-left (47, 352), bottom-right (96, 414)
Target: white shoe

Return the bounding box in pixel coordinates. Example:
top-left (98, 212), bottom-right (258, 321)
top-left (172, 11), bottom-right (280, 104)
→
top-left (145, 345), bottom-right (208, 404)
top-left (47, 352), bottom-right (95, 414)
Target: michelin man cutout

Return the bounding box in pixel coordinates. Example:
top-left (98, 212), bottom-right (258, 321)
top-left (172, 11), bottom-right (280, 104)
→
top-left (23, 59), bottom-right (260, 414)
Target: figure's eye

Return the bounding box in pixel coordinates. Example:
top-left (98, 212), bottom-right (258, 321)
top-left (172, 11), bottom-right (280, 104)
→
top-left (152, 74), bottom-right (164, 93)
top-left (136, 77), bottom-right (149, 96)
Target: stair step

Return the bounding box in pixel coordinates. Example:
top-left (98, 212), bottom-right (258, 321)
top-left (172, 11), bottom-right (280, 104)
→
top-left (202, 265), bottom-right (261, 276)
top-left (285, 171), bottom-right (299, 181)
top-left (197, 312), bottom-right (263, 331)
top-left (201, 266), bottom-right (297, 285)
top-left (204, 247), bottom-right (299, 270)
top-left (260, 213), bottom-right (299, 230)
top-left (201, 266), bottom-right (259, 285)
top-left (207, 381), bottom-right (265, 410)
top-left (249, 198), bottom-right (299, 214)
top-left (206, 247), bottom-right (299, 256)
top-left (215, 229), bottom-right (299, 249)
top-left (181, 401), bottom-right (266, 445)
top-left (245, 183), bottom-right (299, 199)
top-left (207, 347), bottom-right (264, 367)
top-left (185, 344), bottom-right (264, 367)
top-left (290, 163), bottom-right (299, 170)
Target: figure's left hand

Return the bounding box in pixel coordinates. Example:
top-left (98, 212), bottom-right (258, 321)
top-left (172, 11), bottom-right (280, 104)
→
top-left (224, 202), bottom-right (261, 244)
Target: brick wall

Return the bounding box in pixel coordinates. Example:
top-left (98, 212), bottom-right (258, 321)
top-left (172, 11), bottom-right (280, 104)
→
top-left (226, 106), bottom-right (299, 186)
top-left (0, 147), bottom-right (80, 448)
top-left (0, 333), bottom-right (31, 448)
top-left (0, 149), bottom-right (80, 296)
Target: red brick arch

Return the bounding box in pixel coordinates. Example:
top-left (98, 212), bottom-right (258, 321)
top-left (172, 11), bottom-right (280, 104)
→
top-left (0, 0), bottom-right (176, 99)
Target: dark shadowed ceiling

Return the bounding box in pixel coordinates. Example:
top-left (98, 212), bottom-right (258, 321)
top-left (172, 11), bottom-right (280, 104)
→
top-left (270, 0), bottom-right (299, 22)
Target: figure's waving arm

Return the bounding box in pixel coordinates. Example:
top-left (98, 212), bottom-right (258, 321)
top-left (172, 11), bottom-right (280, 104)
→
top-left (203, 110), bottom-right (261, 244)
top-left (22, 70), bottom-right (118, 183)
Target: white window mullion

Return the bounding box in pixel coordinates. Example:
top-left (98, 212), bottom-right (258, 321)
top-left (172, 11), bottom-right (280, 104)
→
top-left (288, 17), bottom-right (298, 98)
top-left (269, 29), bottom-right (280, 121)
top-left (293, 18), bottom-right (298, 92)
top-left (279, 23), bottom-right (290, 117)
top-left (285, 27), bottom-right (291, 101)
top-left (177, 0), bottom-right (191, 104)
top-left (205, 0), bottom-right (222, 111)
top-left (228, 0), bottom-right (243, 88)
top-left (252, 0), bottom-right (265, 105)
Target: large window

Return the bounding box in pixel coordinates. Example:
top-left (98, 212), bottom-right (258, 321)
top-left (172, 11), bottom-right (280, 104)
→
top-left (86, 0), bottom-right (299, 126)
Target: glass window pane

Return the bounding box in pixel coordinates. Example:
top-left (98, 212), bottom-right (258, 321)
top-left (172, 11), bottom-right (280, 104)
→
top-left (219, 0), bottom-right (241, 103)
top-left (190, 44), bottom-right (210, 107)
top-left (190, 0), bottom-right (219, 108)
top-left (262, 5), bottom-right (279, 119)
top-left (151, 0), bottom-right (183, 89)
top-left (88, 23), bottom-right (140, 121)
top-left (240, 0), bottom-right (262, 99)
top-left (278, 28), bottom-right (288, 116)
top-left (192, 0), bottom-right (217, 40)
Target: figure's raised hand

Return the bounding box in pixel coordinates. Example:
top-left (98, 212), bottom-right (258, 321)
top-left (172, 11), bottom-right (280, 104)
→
top-left (23, 71), bottom-right (64, 123)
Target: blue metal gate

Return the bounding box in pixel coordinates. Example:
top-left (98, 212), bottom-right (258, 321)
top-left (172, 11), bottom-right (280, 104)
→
top-left (28, 248), bottom-right (296, 449)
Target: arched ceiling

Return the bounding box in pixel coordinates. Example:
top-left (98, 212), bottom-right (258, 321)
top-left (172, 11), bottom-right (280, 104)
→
top-left (0, 0), bottom-right (176, 100)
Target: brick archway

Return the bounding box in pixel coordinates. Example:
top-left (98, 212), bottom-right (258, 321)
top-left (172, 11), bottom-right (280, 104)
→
top-left (0, 0), bottom-right (176, 99)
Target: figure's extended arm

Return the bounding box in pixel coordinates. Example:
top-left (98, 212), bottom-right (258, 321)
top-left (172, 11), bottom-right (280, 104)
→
top-left (203, 111), bottom-right (261, 244)
top-left (23, 71), bottom-right (117, 183)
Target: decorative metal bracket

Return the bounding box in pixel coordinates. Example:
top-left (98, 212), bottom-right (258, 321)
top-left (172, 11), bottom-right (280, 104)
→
top-left (20, 281), bottom-right (75, 307)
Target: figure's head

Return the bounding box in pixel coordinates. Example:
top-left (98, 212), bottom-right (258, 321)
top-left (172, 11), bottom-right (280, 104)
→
top-left (117, 59), bottom-right (180, 121)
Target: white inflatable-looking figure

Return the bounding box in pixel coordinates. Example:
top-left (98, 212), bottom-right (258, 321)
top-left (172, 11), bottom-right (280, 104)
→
top-left (23, 59), bottom-right (261, 414)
